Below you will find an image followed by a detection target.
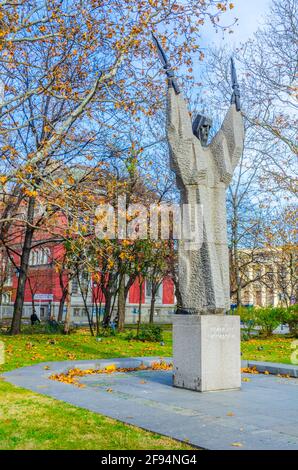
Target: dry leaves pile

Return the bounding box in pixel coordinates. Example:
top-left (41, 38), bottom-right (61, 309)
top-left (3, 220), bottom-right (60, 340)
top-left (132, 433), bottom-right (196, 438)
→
top-left (241, 366), bottom-right (290, 379)
top-left (49, 361), bottom-right (172, 388)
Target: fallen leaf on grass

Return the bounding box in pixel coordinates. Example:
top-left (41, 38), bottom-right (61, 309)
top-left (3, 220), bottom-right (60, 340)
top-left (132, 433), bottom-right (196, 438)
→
top-left (67, 353), bottom-right (76, 360)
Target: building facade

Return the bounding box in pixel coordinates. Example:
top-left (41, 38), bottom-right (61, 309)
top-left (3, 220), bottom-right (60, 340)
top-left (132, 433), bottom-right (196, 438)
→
top-left (231, 247), bottom-right (297, 308)
top-left (0, 243), bottom-right (176, 323)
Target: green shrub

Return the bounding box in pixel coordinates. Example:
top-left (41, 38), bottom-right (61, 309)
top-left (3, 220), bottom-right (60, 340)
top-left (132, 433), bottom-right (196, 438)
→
top-left (241, 330), bottom-right (251, 341)
top-left (234, 306), bottom-right (257, 337)
top-left (20, 321), bottom-right (67, 335)
top-left (96, 326), bottom-right (117, 337)
top-left (236, 305), bottom-right (298, 338)
top-left (125, 324), bottom-right (163, 342)
top-left (279, 305), bottom-right (298, 337)
top-left (254, 307), bottom-right (281, 337)
top-left (137, 324), bottom-right (163, 342)
top-left (125, 329), bottom-right (135, 341)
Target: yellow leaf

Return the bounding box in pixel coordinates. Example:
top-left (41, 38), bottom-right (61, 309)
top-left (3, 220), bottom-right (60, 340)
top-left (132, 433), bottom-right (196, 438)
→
top-left (0, 176), bottom-right (7, 184)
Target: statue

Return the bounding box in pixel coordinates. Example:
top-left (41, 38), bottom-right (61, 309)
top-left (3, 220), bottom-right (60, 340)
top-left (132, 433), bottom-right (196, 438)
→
top-left (153, 35), bottom-right (245, 315)
top-left (153, 36), bottom-right (244, 391)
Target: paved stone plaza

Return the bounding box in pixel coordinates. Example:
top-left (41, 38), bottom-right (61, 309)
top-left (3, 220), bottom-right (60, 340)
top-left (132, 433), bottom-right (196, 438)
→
top-left (3, 357), bottom-right (298, 450)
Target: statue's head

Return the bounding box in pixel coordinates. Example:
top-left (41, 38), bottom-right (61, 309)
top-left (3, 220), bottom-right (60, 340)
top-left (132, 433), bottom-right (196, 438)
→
top-left (192, 114), bottom-right (212, 147)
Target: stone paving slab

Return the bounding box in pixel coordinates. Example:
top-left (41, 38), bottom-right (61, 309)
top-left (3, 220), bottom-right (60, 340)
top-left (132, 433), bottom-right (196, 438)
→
top-left (3, 357), bottom-right (298, 450)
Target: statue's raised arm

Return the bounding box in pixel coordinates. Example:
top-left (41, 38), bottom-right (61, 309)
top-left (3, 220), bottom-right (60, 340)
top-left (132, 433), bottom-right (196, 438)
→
top-left (231, 57), bottom-right (241, 112)
top-left (152, 33), bottom-right (180, 94)
top-left (210, 57), bottom-right (244, 185)
top-left (152, 34), bottom-right (197, 187)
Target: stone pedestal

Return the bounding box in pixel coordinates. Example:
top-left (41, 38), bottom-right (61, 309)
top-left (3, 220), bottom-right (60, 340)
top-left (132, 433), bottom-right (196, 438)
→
top-left (173, 315), bottom-right (241, 392)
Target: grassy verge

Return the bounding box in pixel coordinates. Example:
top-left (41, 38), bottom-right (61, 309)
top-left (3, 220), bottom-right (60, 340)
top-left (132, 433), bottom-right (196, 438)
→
top-left (241, 335), bottom-right (295, 364)
top-left (0, 380), bottom-right (192, 450)
top-left (0, 328), bottom-right (172, 373)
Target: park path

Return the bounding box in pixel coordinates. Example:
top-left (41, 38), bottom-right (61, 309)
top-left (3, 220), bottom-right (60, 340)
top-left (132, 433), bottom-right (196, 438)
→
top-left (3, 357), bottom-right (298, 450)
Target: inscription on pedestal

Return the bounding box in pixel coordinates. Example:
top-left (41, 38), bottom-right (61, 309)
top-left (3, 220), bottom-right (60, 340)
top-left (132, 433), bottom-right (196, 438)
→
top-left (207, 326), bottom-right (236, 340)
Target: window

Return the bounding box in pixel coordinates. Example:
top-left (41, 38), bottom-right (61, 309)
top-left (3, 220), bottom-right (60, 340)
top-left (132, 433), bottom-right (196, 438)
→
top-left (156, 283), bottom-right (162, 299)
top-left (30, 250), bottom-right (36, 266)
top-left (73, 308), bottom-right (80, 317)
top-left (2, 292), bottom-right (11, 304)
top-left (242, 290), bottom-right (249, 304)
top-left (146, 280), bottom-right (152, 298)
top-left (29, 248), bottom-right (51, 266)
top-left (72, 279), bottom-right (79, 295)
top-left (266, 290), bottom-right (274, 306)
top-left (40, 249), bottom-right (47, 265)
top-left (255, 290), bottom-right (262, 306)
top-left (145, 281), bottom-right (162, 299)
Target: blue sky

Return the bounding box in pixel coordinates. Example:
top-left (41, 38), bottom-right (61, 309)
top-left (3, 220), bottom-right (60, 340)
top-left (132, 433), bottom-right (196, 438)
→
top-left (205, 0), bottom-right (272, 47)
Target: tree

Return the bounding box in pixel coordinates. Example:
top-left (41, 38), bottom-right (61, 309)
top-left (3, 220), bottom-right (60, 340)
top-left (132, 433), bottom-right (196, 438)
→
top-left (263, 205), bottom-right (298, 306)
top-left (242, 0), bottom-right (298, 169)
top-left (146, 241), bottom-right (173, 323)
top-left (0, 1), bottom-right (233, 333)
top-left (199, 0), bottom-right (297, 304)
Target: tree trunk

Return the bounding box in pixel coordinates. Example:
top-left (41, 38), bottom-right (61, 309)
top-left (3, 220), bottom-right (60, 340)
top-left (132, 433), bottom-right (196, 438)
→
top-left (149, 293), bottom-right (156, 323)
top-left (63, 277), bottom-right (72, 334)
top-left (117, 275), bottom-right (126, 332)
top-left (102, 293), bottom-right (112, 327)
top-left (136, 279), bottom-right (143, 336)
top-left (234, 243), bottom-right (242, 307)
top-left (58, 289), bottom-right (68, 321)
top-left (95, 303), bottom-right (100, 336)
top-left (10, 197), bottom-right (35, 335)
top-left (173, 277), bottom-right (183, 309)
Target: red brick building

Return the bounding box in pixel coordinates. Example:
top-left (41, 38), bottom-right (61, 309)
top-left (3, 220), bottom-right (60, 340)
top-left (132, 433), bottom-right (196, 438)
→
top-left (1, 241), bottom-right (176, 323)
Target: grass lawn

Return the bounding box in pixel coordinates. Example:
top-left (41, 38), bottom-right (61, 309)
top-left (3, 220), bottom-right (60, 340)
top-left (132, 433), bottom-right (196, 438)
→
top-left (241, 335), bottom-right (295, 364)
top-left (0, 326), bottom-right (294, 450)
top-left (0, 328), bottom-right (192, 450)
top-left (0, 328), bottom-right (173, 373)
top-left (0, 380), bottom-right (192, 450)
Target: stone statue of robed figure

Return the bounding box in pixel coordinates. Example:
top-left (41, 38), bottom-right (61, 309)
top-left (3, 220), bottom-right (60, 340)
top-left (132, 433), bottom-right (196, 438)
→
top-left (153, 35), bottom-right (244, 392)
top-left (167, 62), bottom-right (244, 315)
